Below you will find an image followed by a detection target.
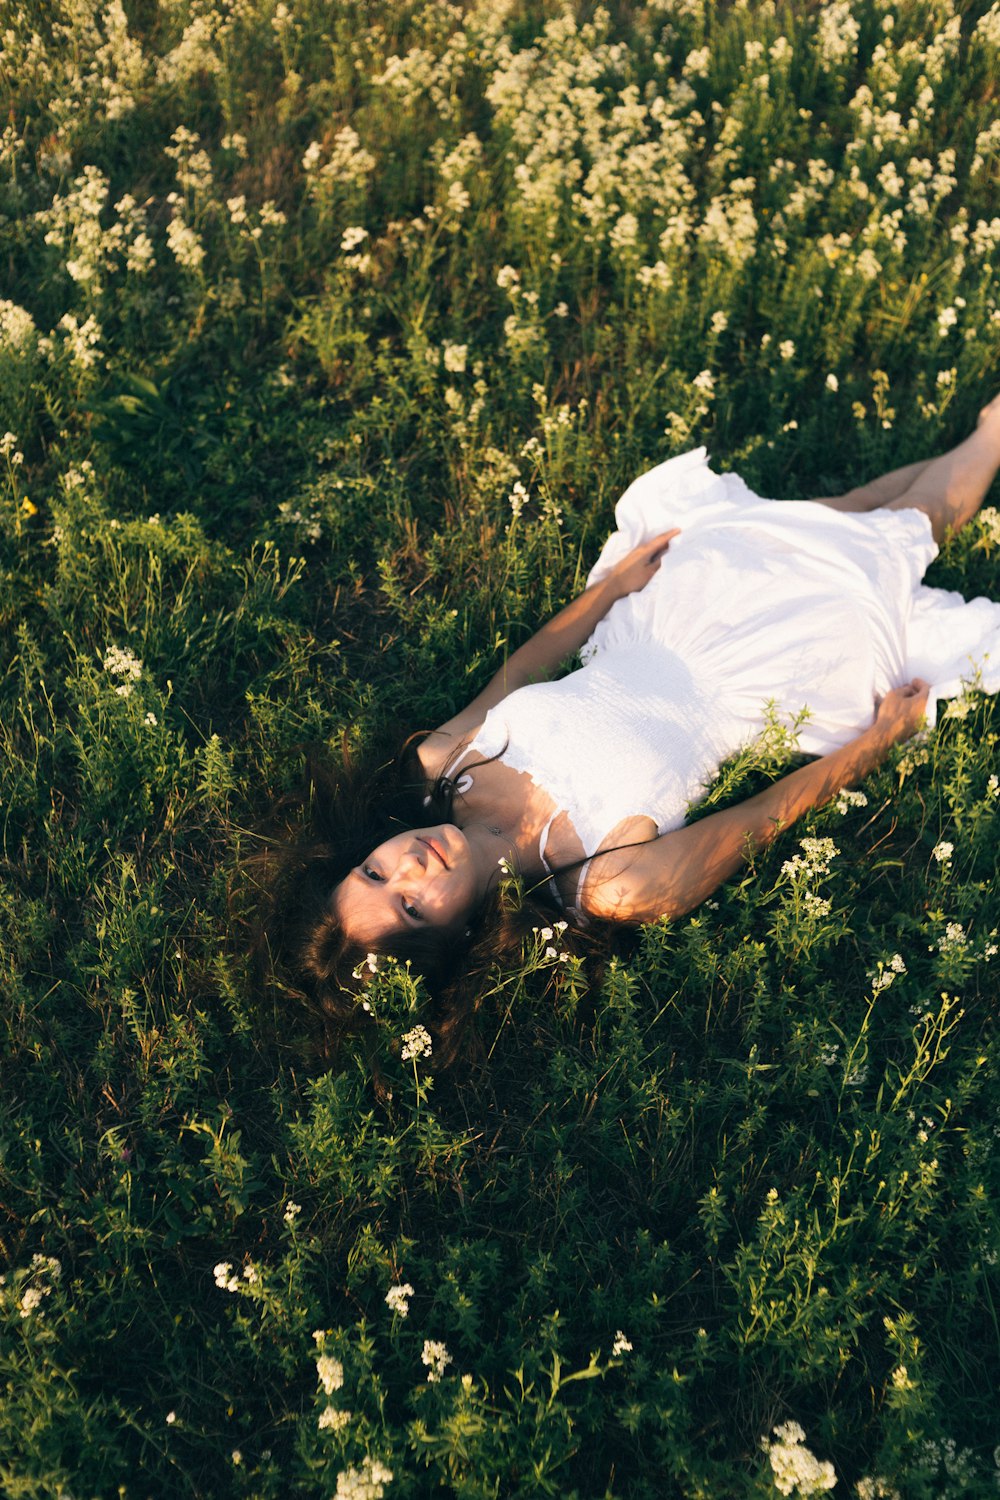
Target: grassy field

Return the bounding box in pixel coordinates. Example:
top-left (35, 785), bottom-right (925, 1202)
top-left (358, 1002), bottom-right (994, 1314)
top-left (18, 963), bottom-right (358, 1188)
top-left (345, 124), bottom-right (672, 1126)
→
top-left (2, 0), bottom-right (1000, 1495)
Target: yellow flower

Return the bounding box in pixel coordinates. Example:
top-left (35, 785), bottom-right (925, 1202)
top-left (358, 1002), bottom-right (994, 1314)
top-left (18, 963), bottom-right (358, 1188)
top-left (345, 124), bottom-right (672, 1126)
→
top-left (20, 496), bottom-right (37, 517)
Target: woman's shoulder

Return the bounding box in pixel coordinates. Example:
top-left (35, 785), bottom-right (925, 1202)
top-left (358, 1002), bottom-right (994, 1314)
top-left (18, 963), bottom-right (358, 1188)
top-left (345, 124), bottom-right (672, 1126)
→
top-left (415, 724), bottom-right (482, 785)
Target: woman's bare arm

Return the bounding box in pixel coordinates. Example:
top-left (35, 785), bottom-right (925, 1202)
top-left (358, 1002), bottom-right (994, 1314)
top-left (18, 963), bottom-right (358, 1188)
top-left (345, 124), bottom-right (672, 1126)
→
top-left (422, 530), bottom-right (680, 750)
top-left (582, 680), bottom-right (930, 924)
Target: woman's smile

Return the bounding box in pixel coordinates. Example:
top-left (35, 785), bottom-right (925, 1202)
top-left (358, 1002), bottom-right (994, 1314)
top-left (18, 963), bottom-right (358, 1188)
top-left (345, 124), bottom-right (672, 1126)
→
top-left (418, 835), bottom-right (448, 868)
top-left (331, 823), bottom-right (484, 945)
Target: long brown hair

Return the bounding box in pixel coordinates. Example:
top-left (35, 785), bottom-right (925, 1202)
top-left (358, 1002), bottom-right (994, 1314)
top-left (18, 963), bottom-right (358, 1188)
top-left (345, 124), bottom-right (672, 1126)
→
top-left (235, 731), bottom-right (596, 1081)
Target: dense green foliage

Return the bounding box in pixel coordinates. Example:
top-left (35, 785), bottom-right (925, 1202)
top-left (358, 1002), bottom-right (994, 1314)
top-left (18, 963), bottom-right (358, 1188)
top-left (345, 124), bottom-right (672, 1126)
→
top-left (2, 0), bottom-right (1000, 1494)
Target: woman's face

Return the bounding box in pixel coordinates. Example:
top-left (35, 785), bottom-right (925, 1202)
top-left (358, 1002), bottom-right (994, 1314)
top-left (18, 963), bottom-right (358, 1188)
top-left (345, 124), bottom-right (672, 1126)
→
top-left (332, 824), bottom-right (481, 948)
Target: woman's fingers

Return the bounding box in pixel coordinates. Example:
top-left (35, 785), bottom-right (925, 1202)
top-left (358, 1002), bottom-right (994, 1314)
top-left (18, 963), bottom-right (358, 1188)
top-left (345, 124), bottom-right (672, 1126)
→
top-left (647, 528), bottom-right (681, 559)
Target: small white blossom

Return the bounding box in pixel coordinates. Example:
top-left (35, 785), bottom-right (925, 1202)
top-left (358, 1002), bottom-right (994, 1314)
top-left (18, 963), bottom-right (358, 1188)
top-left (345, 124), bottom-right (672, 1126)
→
top-left (316, 1354), bottom-right (344, 1395)
top-left (341, 225), bottom-right (369, 252)
top-left (835, 788), bottom-right (868, 814)
top-left (421, 1339), bottom-right (452, 1382)
top-left (763, 1419), bottom-right (837, 1496)
top-left (779, 339), bottom-right (796, 361)
top-left (166, 1411), bottom-right (176, 1424)
top-left (319, 1406), bottom-right (351, 1431)
top-left (508, 480), bottom-right (529, 518)
top-left (213, 1261), bottom-right (240, 1292)
top-left (385, 1282), bottom-right (414, 1317)
top-left (612, 1330), bottom-right (633, 1355)
top-left (932, 840), bottom-right (954, 864)
top-left (283, 1200), bottom-right (301, 1224)
top-left (400, 1024), bottom-right (432, 1062)
top-left (825, 373), bottom-right (839, 392)
top-left (335, 1460), bottom-right (394, 1500)
top-left (231, 1449), bottom-right (242, 1465)
top-left (442, 341), bottom-right (468, 373)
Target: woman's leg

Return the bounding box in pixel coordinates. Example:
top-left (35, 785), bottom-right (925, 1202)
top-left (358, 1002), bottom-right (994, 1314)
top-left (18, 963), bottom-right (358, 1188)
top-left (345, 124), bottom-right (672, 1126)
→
top-left (882, 395), bottom-right (1000, 544)
top-left (814, 456), bottom-right (935, 514)
top-left (813, 395), bottom-right (1000, 542)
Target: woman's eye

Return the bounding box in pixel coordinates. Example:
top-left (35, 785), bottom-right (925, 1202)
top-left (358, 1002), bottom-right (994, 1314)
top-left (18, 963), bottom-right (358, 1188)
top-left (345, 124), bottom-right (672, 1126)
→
top-left (363, 865), bottom-right (384, 882)
top-left (403, 900), bottom-right (421, 920)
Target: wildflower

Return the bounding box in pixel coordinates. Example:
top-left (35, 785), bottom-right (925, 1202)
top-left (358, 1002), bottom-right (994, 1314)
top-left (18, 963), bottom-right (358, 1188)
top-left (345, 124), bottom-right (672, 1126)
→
top-left (341, 226), bottom-right (369, 253)
top-left (351, 952), bottom-right (379, 980)
top-left (496, 264), bottom-right (520, 290)
top-left (937, 921), bottom-right (967, 952)
top-left (165, 214), bottom-right (205, 271)
top-left (932, 840), bottom-right (953, 864)
top-left (835, 788), bottom-right (868, 814)
top-left (508, 481), bottom-right (529, 518)
top-left (19, 1286), bottom-right (46, 1317)
top-left (283, 1201), bottom-right (301, 1224)
top-left (442, 342), bottom-right (468, 373)
top-left (554, 301), bottom-right (569, 317)
top-left (319, 1406), bottom-right (351, 1431)
top-left (144, 712), bottom-right (157, 727)
top-left (104, 643), bottom-right (144, 699)
top-left (779, 339), bottom-right (796, 361)
top-left (692, 369), bottom-right (715, 395)
top-left (385, 1282), bottom-right (414, 1317)
top-left (710, 311), bottom-right (728, 334)
top-left (612, 1330), bottom-right (633, 1355)
top-left (987, 774), bottom-right (999, 797)
top-left (316, 1354), bottom-right (344, 1395)
top-left (400, 1024), bottom-right (432, 1062)
top-left (231, 1449), bottom-right (242, 1465)
top-left (825, 373), bottom-right (839, 392)
top-left (781, 837), bottom-right (838, 881)
top-left (763, 1419), bottom-right (837, 1496)
top-left (213, 1261), bottom-right (240, 1292)
top-left (166, 1411), bottom-right (176, 1424)
top-left (421, 1339), bottom-right (452, 1382)
top-left (226, 194), bottom-right (248, 225)
top-left (335, 1460), bottom-right (394, 1500)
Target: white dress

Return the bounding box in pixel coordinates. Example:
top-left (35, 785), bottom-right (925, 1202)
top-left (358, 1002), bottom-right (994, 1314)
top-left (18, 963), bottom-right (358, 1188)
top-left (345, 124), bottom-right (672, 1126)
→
top-left (462, 448), bottom-right (1000, 872)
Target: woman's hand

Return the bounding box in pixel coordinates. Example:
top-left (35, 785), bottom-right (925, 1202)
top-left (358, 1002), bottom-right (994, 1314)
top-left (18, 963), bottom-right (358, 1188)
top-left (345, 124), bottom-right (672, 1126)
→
top-left (870, 678), bottom-right (930, 748)
top-left (605, 529), bottom-right (681, 599)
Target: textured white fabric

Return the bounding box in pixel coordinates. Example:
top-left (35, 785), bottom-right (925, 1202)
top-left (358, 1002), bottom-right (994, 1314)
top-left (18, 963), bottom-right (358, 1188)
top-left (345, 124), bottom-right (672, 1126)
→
top-left (468, 447), bottom-right (1000, 858)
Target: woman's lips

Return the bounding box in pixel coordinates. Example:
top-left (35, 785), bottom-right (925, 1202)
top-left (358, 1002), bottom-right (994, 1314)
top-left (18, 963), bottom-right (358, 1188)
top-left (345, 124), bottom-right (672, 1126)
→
top-left (420, 836), bottom-right (448, 869)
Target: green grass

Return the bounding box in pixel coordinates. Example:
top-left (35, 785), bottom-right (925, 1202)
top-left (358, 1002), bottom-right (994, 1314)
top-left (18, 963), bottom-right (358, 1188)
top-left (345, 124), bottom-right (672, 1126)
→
top-left (2, 0), bottom-right (1000, 1495)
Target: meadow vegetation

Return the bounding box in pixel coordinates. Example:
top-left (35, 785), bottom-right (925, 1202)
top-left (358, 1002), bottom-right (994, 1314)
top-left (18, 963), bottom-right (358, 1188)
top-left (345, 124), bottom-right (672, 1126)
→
top-left (2, 0), bottom-right (1000, 1494)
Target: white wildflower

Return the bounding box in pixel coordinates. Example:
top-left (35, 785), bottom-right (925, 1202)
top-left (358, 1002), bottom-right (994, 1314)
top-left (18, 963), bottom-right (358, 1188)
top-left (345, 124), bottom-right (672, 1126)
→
top-left (103, 644), bottom-right (143, 699)
top-left (283, 1201), bottom-right (301, 1224)
top-left (421, 1339), bottom-right (452, 1382)
top-left (612, 1330), bottom-right (633, 1355)
top-left (825, 373), bottom-right (839, 392)
top-left (351, 952), bottom-right (379, 980)
top-left (341, 226), bottom-right (369, 253)
top-left (835, 788), bottom-right (868, 814)
top-left (508, 481), bottom-right (529, 518)
top-left (316, 1354), bottom-right (344, 1395)
top-left (400, 1024), bottom-right (432, 1062)
top-left (318, 1406), bottom-right (351, 1431)
top-left (442, 342), bottom-right (468, 373)
top-left (779, 339), bottom-right (796, 361)
top-left (335, 1460), bottom-right (394, 1500)
top-left (166, 215), bottom-right (205, 271)
top-left (213, 1261), bottom-right (240, 1293)
top-left (764, 1418), bottom-right (837, 1496)
top-left (166, 1411), bottom-right (176, 1424)
top-left (385, 1282), bottom-right (414, 1317)
top-left (932, 841), bottom-right (954, 864)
